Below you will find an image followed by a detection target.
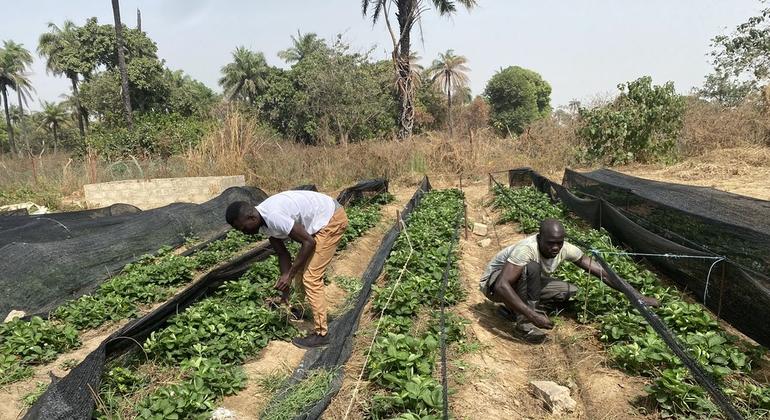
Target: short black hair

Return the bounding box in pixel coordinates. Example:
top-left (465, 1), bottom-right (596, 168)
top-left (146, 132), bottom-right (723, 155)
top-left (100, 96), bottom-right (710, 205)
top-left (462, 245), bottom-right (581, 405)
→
top-left (225, 201), bottom-right (254, 226)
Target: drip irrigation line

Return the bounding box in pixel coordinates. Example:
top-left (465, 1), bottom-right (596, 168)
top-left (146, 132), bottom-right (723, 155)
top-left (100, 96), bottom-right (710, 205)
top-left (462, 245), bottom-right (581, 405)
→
top-left (438, 210), bottom-right (464, 420)
top-left (488, 173), bottom-right (744, 420)
top-left (343, 217), bottom-right (414, 420)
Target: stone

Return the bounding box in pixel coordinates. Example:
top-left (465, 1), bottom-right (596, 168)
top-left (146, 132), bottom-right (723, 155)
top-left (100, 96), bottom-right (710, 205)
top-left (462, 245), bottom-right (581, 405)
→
top-left (477, 238), bottom-right (492, 248)
top-left (4, 310), bottom-right (26, 323)
top-left (211, 407), bottom-right (238, 420)
top-left (529, 380), bottom-right (577, 414)
top-left (472, 222), bottom-right (488, 236)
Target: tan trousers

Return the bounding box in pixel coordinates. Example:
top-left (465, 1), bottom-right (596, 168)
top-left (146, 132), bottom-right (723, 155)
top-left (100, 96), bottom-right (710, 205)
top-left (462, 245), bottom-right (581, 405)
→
top-left (294, 207), bottom-right (348, 336)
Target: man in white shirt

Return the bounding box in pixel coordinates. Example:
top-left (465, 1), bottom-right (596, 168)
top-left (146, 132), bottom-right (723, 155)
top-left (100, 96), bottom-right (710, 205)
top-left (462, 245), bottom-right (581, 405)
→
top-left (225, 190), bottom-right (349, 349)
top-left (480, 218), bottom-right (659, 343)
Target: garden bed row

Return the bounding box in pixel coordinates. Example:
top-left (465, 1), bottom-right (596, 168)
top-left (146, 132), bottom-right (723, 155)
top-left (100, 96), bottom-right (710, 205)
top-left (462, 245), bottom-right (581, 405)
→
top-left (492, 184), bottom-right (769, 419)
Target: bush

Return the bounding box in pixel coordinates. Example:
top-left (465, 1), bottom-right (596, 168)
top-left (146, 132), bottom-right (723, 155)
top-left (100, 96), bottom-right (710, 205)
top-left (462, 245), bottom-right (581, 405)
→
top-left (484, 66), bottom-right (551, 136)
top-left (85, 113), bottom-right (212, 159)
top-left (577, 76), bottom-right (685, 164)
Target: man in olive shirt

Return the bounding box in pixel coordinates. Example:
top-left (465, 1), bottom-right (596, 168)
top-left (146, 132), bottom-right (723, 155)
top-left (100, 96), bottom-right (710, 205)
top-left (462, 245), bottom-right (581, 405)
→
top-left (480, 218), bottom-right (659, 343)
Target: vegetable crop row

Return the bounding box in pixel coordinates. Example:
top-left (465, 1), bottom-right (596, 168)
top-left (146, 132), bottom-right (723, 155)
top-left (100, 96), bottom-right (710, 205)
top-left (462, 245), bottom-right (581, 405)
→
top-left (492, 185), bottom-right (769, 419)
top-left (94, 193), bottom-right (393, 419)
top-left (364, 189), bottom-right (470, 420)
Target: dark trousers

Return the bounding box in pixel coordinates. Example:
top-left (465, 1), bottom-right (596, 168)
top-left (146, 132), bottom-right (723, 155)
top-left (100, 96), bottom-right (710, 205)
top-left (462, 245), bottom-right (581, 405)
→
top-left (487, 261), bottom-right (579, 303)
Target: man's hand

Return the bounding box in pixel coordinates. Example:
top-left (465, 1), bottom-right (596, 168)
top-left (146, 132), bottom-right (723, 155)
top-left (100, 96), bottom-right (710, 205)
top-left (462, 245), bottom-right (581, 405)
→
top-left (530, 312), bottom-right (554, 329)
top-left (640, 295), bottom-right (660, 308)
top-left (275, 273), bottom-right (291, 293)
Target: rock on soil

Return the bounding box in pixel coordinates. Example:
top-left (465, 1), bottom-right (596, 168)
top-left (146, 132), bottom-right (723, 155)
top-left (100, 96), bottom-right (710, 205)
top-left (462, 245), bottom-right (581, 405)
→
top-left (529, 380), bottom-right (577, 414)
top-left (472, 222), bottom-right (488, 236)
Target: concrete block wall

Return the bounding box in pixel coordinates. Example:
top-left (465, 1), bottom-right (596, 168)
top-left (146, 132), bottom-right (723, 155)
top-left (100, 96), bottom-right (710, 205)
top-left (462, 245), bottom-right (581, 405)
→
top-left (83, 175), bottom-right (246, 210)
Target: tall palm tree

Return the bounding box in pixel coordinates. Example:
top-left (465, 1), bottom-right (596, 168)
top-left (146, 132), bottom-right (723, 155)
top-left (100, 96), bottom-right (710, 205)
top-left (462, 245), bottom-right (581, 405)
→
top-left (362, 0), bottom-right (477, 138)
top-left (38, 20), bottom-right (87, 139)
top-left (0, 47), bottom-right (21, 153)
top-left (39, 101), bottom-right (69, 152)
top-left (111, 0), bottom-right (133, 128)
top-left (219, 47), bottom-right (269, 105)
top-left (2, 41), bottom-right (35, 116)
top-left (426, 49), bottom-right (470, 136)
top-left (278, 31), bottom-right (326, 64)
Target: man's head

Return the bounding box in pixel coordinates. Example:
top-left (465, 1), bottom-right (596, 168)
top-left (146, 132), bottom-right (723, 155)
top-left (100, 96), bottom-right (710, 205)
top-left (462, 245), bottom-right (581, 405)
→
top-left (225, 201), bottom-right (262, 234)
top-left (536, 218), bottom-right (565, 259)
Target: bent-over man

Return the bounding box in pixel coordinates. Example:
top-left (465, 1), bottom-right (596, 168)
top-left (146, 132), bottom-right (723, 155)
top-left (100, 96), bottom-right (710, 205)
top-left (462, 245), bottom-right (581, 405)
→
top-left (226, 190), bottom-right (348, 349)
top-left (480, 218), bottom-right (659, 343)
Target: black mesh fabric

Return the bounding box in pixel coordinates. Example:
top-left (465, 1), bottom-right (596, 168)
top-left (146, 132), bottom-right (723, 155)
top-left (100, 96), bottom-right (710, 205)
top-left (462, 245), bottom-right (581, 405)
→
top-left (24, 180), bottom-right (391, 420)
top-left (264, 177), bottom-right (431, 420)
top-left (0, 203), bottom-right (140, 230)
top-left (501, 169), bottom-right (744, 419)
top-left (505, 168), bottom-right (770, 347)
top-left (0, 187), bottom-right (267, 319)
top-left (335, 178), bottom-right (389, 206)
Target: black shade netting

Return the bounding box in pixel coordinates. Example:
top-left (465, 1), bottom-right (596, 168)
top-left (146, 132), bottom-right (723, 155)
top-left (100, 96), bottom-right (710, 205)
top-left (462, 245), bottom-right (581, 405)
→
top-left (0, 203), bottom-right (140, 231)
top-left (336, 178), bottom-right (389, 206)
top-left (504, 168), bottom-right (745, 419)
top-left (508, 168), bottom-right (770, 348)
top-left (0, 187), bottom-right (267, 319)
top-left (264, 177), bottom-right (431, 420)
top-left (24, 179), bottom-right (392, 420)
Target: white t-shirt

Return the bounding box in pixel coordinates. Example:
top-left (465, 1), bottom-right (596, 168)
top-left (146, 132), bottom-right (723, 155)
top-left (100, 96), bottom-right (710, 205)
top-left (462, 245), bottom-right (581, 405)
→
top-left (255, 191), bottom-right (338, 239)
top-left (480, 235), bottom-right (583, 282)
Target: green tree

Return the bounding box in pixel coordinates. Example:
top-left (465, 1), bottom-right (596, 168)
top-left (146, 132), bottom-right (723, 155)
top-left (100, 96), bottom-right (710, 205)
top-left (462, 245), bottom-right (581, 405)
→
top-left (700, 5), bottom-right (770, 105)
top-left (426, 49), bottom-right (469, 136)
top-left (111, 0), bottom-right (133, 127)
top-left (577, 76), bottom-right (685, 164)
top-left (39, 101), bottom-right (69, 152)
top-left (362, 0), bottom-right (477, 139)
top-left (219, 47), bottom-right (269, 105)
top-left (38, 20), bottom-right (89, 139)
top-left (0, 45), bottom-right (31, 154)
top-left (484, 66), bottom-right (551, 136)
top-left (2, 41), bottom-right (34, 116)
top-left (278, 31), bottom-right (327, 64)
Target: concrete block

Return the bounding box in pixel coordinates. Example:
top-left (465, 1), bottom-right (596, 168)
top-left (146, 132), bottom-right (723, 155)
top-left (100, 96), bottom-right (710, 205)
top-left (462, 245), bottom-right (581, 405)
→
top-left (477, 238), bottom-right (492, 248)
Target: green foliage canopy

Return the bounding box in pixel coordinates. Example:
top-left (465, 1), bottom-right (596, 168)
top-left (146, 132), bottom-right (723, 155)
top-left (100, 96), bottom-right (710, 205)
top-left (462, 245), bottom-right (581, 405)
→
top-left (577, 76), bottom-right (685, 164)
top-left (483, 65), bottom-right (551, 136)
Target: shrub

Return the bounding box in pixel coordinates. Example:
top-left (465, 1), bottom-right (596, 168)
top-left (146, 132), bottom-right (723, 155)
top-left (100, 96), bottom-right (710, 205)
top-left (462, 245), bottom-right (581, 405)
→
top-left (484, 66), bottom-right (551, 136)
top-left (577, 76), bottom-right (685, 164)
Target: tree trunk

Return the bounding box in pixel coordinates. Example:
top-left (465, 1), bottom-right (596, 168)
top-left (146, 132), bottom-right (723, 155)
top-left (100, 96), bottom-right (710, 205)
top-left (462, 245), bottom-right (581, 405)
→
top-left (447, 73), bottom-right (453, 138)
top-left (1, 88), bottom-right (15, 154)
top-left (112, 0), bottom-right (134, 128)
top-left (53, 122), bottom-right (59, 154)
top-left (70, 76), bottom-right (86, 140)
top-left (17, 89), bottom-right (29, 154)
top-left (395, 2), bottom-right (415, 139)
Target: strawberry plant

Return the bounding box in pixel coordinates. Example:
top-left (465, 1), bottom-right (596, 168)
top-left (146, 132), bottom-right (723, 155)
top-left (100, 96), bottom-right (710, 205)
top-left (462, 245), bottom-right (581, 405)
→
top-left (363, 189), bottom-right (469, 419)
top-left (492, 184), bottom-right (770, 418)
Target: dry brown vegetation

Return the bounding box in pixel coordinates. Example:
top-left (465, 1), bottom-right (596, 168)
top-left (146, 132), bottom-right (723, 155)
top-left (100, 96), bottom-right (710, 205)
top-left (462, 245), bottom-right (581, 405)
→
top-left (1, 99), bottom-right (769, 209)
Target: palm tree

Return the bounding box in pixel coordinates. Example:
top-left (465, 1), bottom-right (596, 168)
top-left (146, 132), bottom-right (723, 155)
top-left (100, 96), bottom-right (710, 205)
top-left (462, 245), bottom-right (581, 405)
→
top-left (426, 49), bottom-right (470, 136)
top-left (219, 47), bottom-right (269, 105)
top-left (0, 47), bottom-right (21, 153)
top-left (2, 41), bottom-right (35, 116)
top-left (39, 101), bottom-right (69, 152)
top-left (111, 0), bottom-right (133, 128)
top-left (362, 0), bottom-right (477, 138)
top-left (278, 31), bottom-right (326, 64)
top-left (38, 20), bottom-right (87, 139)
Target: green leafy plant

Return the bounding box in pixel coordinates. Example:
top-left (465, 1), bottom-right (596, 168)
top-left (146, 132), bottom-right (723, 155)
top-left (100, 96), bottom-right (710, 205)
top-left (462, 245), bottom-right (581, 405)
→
top-left (21, 382), bottom-right (48, 408)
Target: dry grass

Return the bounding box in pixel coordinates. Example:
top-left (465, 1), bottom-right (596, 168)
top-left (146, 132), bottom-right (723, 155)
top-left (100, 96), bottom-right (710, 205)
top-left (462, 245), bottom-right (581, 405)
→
top-left (2, 99), bottom-right (769, 209)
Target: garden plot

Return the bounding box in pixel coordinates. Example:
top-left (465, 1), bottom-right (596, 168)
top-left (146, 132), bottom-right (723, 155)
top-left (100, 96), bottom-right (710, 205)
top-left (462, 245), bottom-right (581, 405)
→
top-left (0, 230), bottom-right (264, 417)
top-left (215, 188), bottom-right (414, 419)
top-left (412, 179), bottom-right (645, 420)
top-left (323, 187), bottom-right (471, 419)
top-left (80, 191), bottom-right (396, 419)
top-left (488, 184), bottom-right (769, 419)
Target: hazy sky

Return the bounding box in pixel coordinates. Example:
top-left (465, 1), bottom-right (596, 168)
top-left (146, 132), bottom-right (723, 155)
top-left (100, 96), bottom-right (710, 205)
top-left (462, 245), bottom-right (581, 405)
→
top-left (4, 0), bottom-right (763, 110)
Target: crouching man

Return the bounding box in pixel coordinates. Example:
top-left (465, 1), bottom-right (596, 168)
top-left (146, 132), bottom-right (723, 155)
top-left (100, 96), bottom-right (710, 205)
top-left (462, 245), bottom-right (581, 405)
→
top-left (479, 218), bottom-right (659, 343)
